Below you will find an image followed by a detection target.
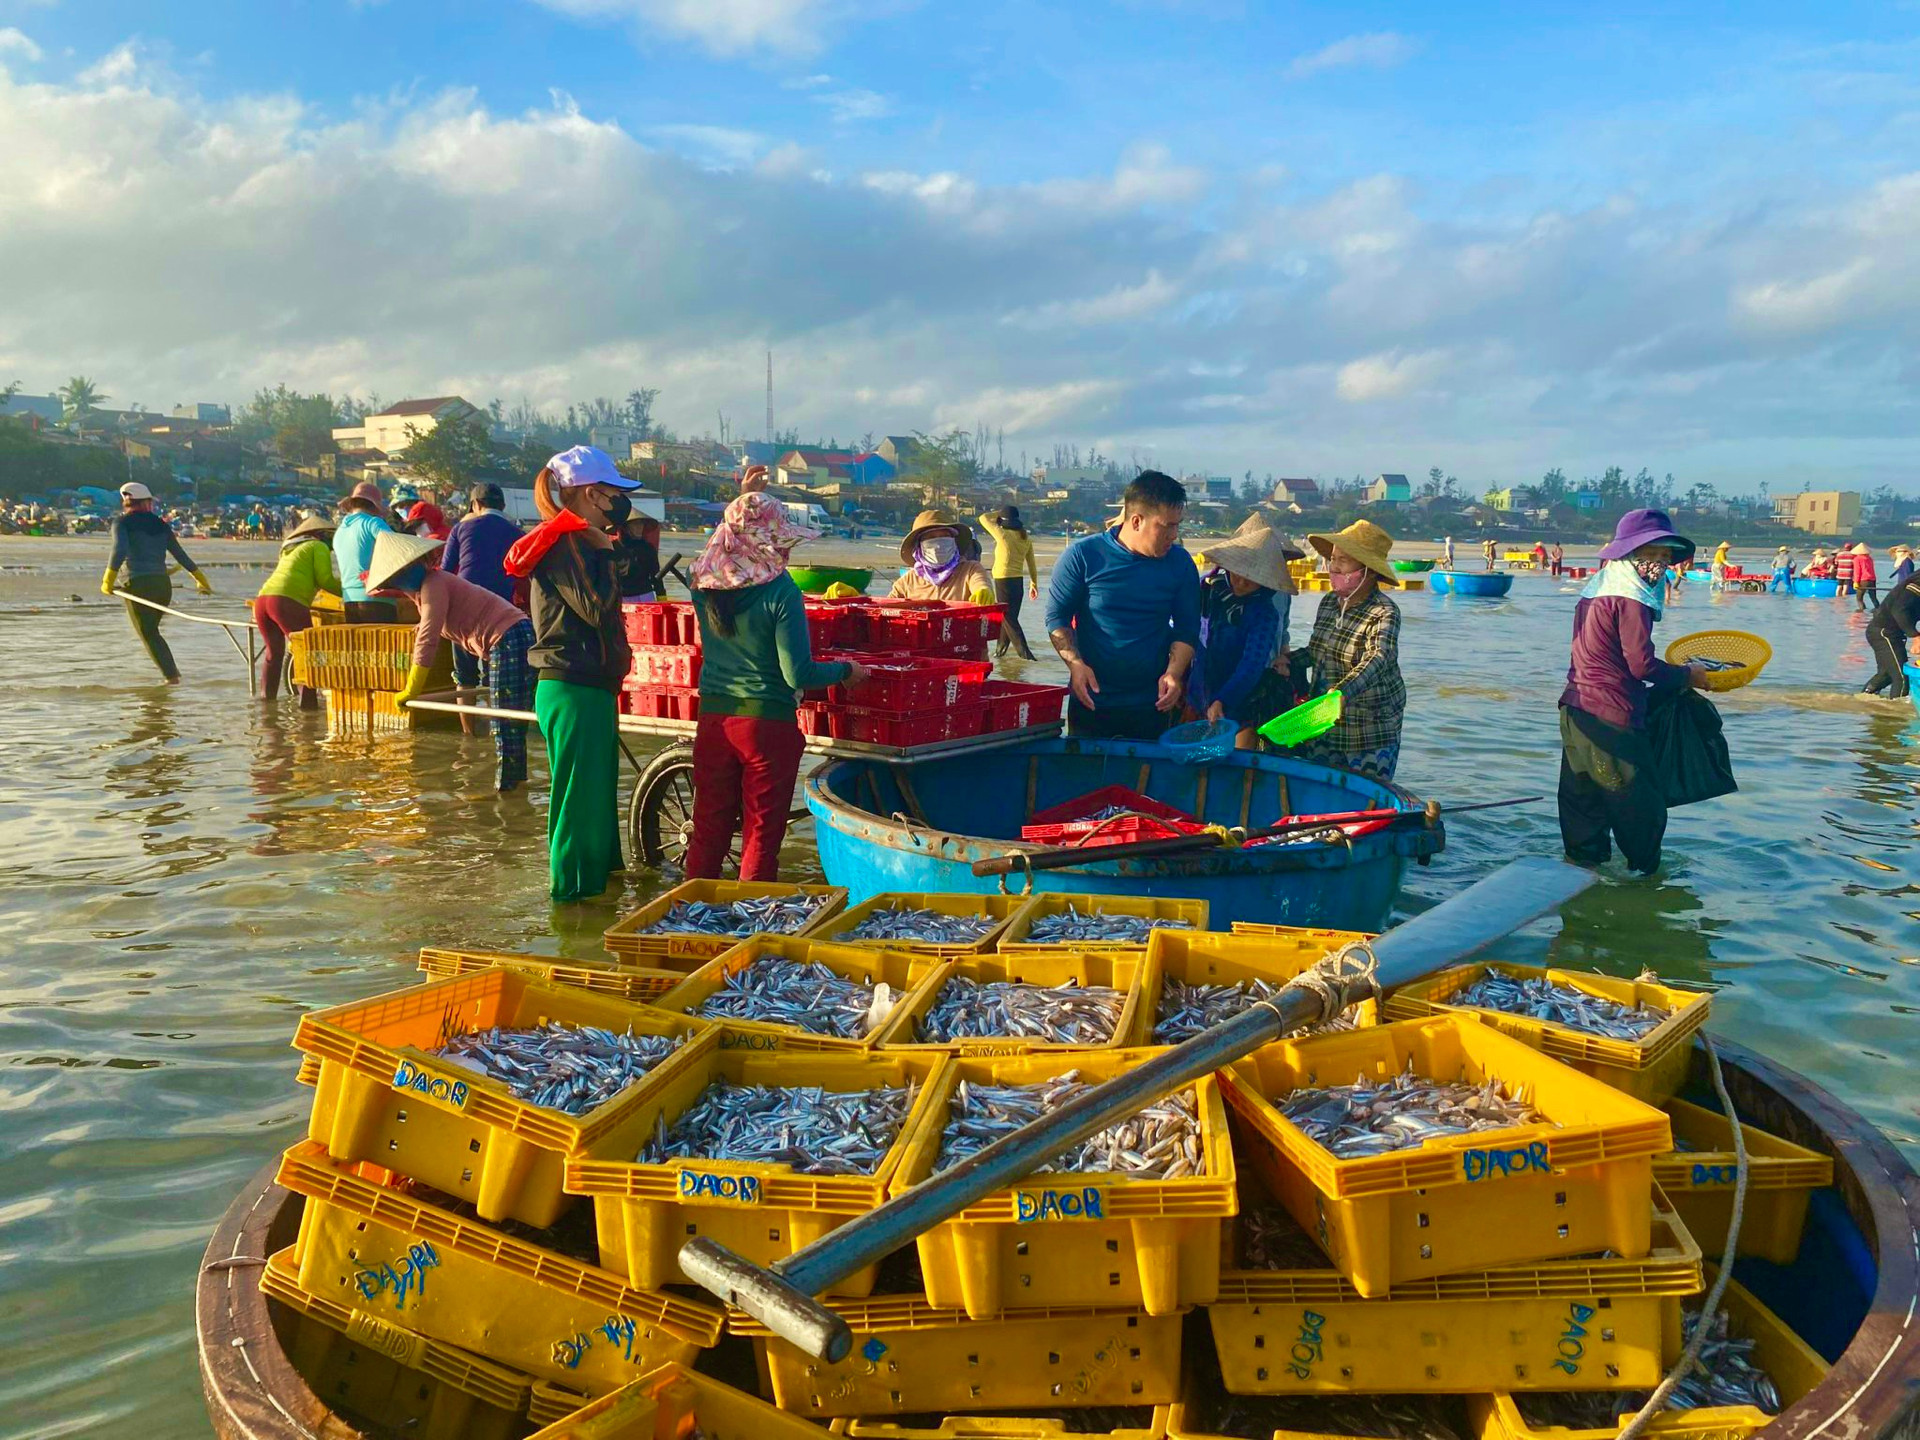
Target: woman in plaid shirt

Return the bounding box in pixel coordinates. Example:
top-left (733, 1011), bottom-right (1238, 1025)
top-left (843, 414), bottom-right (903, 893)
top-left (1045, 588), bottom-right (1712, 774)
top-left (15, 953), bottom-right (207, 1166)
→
top-left (1296, 520), bottom-right (1407, 781)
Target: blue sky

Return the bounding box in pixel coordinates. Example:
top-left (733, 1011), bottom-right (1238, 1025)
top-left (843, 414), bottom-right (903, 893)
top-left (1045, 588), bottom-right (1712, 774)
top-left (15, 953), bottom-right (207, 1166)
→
top-left (2, 1), bottom-right (1917, 490)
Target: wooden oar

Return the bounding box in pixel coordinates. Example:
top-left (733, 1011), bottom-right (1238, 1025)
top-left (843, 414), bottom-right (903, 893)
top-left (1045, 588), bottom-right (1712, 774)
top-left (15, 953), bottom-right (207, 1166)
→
top-left (970, 795), bottom-right (1542, 877)
top-left (679, 855), bottom-right (1596, 1361)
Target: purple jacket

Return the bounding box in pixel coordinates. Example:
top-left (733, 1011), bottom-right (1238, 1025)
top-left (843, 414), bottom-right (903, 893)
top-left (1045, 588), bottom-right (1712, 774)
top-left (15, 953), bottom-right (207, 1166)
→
top-left (1559, 594), bottom-right (1690, 730)
top-left (441, 510), bottom-right (521, 600)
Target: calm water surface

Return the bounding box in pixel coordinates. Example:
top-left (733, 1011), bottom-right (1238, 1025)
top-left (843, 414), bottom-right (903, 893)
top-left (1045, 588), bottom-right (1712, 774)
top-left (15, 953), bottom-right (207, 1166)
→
top-left (0, 533), bottom-right (1915, 1438)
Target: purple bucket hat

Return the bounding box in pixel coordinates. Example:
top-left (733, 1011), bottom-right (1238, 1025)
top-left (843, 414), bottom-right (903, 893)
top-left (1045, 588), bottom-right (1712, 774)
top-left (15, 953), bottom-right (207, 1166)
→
top-left (1598, 507), bottom-right (1695, 564)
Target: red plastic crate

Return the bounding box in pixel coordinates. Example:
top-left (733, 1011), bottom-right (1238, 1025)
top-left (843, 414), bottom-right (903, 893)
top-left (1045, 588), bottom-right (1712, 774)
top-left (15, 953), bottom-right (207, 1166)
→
top-left (1027, 784), bottom-right (1198, 829)
top-left (804, 601), bottom-right (872, 651)
top-left (827, 656), bottom-right (991, 710)
top-left (814, 702), bottom-right (988, 747)
top-left (979, 680), bottom-right (1068, 732)
top-left (622, 686), bottom-right (700, 721)
top-left (622, 601), bottom-right (693, 646)
top-left (1022, 812), bottom-right (1207, 846)
top-left (629, 645), bottom-right (701, 688)
top-left (866, 603), bottom-right (1003, 652)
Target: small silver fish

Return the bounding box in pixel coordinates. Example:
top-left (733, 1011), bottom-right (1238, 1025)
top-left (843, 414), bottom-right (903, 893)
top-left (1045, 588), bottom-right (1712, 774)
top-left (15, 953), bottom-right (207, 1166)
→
top-left (639, 1081), bottom-right (916, 1177)
top-left (1025, 905), bottom-right (1193, 945)
top-left (1276, 1060), bottom-right (1547, 1160)
top-left (692, 956), bottom-right (887, 1040)
top-left (845, 907), bottom-right (998, 944)
top-left (1453, 972), bottom-right (1667, 1041)
top-left (919, 975), bottom-right (1126, 1046)
top-left (1515, 1304), bottom-right (1782, 1424)
top-left (432, 1023), bottom-right (683, 1117)
top-left (1153, 976), bottom-right (1360, 1044)
top-left (933, 1070), bottom-right (1204, 1180)
top-left (636, 893), bottom-right (833, 937)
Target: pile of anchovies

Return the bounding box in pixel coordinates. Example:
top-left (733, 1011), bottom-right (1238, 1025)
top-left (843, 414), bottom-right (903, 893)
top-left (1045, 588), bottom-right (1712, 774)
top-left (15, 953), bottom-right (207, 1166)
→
top-left (1693, 656), bottom-right (1745, 672)
top-left (692, 956), bottom-right (893, 1041)
top-left (1198, 1394), bottom-right (1470, 1440)
top-left (1025, 905), bottom-right (1194, 945)
top-left (1514, 1307), bottom-right (1783, 1426)
top-left (1452, 972), bottom-right (1668, 1040)
top-left (1278, 1062), bottom-right (1545, 1159)
top-left (1237, 1203), bottom-right (1336, 1270)
top-left (845, 906), bottom-right (999, 944)
top-left (432, 1024), bottom-right (684, 1116)
top-left (1153, 976), bottom-right (1361, 1045)
top-left (933, 1072), bottom-right (1205, 1179)
top-left (919, 976), bottom-right (1127, 1046)
top-left (636, 892), bottom-right (833, 937)
top-left (639, 1081), bottom-right (916, 1176)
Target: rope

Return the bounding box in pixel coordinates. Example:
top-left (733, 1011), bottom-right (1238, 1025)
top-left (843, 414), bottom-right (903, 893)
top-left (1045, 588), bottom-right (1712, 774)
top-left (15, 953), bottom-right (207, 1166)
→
top-left (1614, 1031), bottom-right (1750, 1440)
top-left (1280, 938), bottom-right (1382, 1025)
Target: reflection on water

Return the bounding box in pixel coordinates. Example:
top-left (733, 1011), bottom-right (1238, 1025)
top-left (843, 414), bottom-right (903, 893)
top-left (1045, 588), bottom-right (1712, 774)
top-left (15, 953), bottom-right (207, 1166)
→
top-left (0, 534), bottom-right (1916, 1437)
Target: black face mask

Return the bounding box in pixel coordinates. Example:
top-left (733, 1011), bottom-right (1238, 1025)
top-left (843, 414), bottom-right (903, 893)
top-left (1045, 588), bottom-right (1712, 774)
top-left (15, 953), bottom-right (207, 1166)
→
top-left (602, 492), bottom-right (632, 529)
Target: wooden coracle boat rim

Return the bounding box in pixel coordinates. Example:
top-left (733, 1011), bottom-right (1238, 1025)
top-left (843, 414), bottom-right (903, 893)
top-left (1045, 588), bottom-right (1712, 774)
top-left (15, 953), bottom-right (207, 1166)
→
top-left (198, 1037), bottom-right (1920, 1439)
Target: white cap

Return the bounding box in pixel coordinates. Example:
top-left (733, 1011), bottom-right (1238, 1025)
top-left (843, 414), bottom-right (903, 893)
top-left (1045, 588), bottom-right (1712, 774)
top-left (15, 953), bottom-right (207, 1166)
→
top-left (547, 445), bottom-right (639, 490)
top-left (120, 481), bottom-right (153, 501)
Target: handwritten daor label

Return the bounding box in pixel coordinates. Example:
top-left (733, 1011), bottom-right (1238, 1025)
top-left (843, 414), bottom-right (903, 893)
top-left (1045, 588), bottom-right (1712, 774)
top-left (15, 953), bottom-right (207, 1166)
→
top-left (679, 1170), bottom-right (763, 1205)
top-left (553, 1314), bottom-right (639, 1372)
top-left (391, 1058), bottom-right (470, 1111)
top-left (344, 1309), bottom-right (428, 1366)
top-left (1549, 1301), bottom-right (1598, 1375)
top-left (1015, 1185), bottom-right (1106, 1222)
top-left (1461, 1139), bottom-right (1550, 1182)
top-left (1691, 1162), bottom-right (1739, 1186)
top-left (354, 1241), bottom-right (440, 1311)
top-left (1286, 1308), bottom-right (1328, 1380)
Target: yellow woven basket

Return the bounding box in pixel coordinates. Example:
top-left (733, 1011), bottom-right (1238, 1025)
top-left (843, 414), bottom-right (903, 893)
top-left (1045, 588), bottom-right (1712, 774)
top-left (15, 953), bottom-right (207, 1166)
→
top-left (1664, 629), bottom-right (1772, 691)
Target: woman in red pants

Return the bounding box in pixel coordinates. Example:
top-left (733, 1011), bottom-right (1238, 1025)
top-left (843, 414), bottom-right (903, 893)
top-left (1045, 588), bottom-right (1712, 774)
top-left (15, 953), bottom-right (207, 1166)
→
top-left (685, 475), bottom-right (869, 879)
top-left (253, 514), bottom-right (340, 705)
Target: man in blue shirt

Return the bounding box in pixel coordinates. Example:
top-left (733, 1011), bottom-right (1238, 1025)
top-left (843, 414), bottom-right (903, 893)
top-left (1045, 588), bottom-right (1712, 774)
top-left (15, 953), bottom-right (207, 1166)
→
top-left (441, 482), bottom-right (523, 691)
top-left (1044, 470), bottom-right (1201, 740)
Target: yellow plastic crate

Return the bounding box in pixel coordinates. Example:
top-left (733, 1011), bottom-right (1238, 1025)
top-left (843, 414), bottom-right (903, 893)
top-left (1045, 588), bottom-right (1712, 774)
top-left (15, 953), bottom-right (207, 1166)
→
top-left (277, 1139), bottom-right (724, 1394)
top-left (294, 969), bottom-right (718, 1227)
top-left (418, 947), bottom-right (685, 1005)
top-left (1227, 924), bottom-right (1369, 944)
top-left (563, 1047), bottom-right (949, 1295)
top-left (1219, 1017), bottom-right (1672, 1297)
top-left (297, 1053), bottom-right (319, 1087)
top-left (1206, 1196), bottom-right (1703, 1395)
top-left (261, 1245), bottom-right (532, 1440)
top-left (529, 1361), bottom-right (827, 1439)
top-left (1473, 1269), bottom-right (1828, 1440)
top-left (651, 936), bottom-right (929, 1052)
top-left (833, 1408), bottom-right (1169, 1437)
top-left (1654, 1100), bottom-right (1833, 1264)
top-left (885, 1049), bottom-right (1235, 1317)
top-left (871, 950), bottom-right (1159, 1055)
top-left (732, 1297), bottom-right (1187, 1419)
top-left (810, 890), bottom-right (1037, 957)
top-left (603, 879), bottom-right (851, 969)
top-left (994, 895), bottom-right (1211, 955)
top-left (1143, 929), bottom-right (1383, 1045)
top-left (530, 1379), bottom-right (593, 1427)
top-left (1167, 1386), bottom-right (1474, 1440)
top-left (291, 623), bottom-right (458, 732)
top-left (1383, 964), bottom-right (1710, 1104)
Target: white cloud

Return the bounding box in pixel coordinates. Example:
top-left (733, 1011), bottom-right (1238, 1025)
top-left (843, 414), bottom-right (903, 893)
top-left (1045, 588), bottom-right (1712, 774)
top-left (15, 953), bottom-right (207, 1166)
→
top-left (1004, 271), bottom-right (1179, 329)
top-left (784, 72), bottom-right (834, 89)
top-left (532, 0), bottom-right (852, 56)
top-left (79, 40), bottom-right (140, 84)
top-left (1286, 31), bottom-right (1419, 81)
top-left (0, 27), bottom-right (43, 64)
top-left (1335, 349), bottom-right (1450, 402)
top-left (649, 123), bottom-right (765, 168)
top-left (934, 380), bottom-right (1121, 434)
top-left (812, 86), bottom-right (891, 124)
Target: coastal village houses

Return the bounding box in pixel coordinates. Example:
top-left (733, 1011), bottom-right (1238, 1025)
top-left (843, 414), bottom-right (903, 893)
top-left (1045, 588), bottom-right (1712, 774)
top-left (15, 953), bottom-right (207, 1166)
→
top-left (1771, 491), bottom-right (1862, 536)
top-left (1363, 473), bottom-right (1411, 505)
top-left (331, 396), bottom-right (485, 457)
top-left (1270, 477), bottom-right (1319, 510)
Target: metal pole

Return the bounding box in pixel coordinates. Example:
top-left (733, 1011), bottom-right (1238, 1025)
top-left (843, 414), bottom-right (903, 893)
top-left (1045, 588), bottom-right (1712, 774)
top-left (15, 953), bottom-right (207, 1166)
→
top-left (678, 856), bottom-right (1595, 1362)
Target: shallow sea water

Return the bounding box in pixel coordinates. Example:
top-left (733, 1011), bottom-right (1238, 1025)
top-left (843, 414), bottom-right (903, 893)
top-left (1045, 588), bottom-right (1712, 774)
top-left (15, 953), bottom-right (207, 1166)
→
top-left (0, 533), bottom-right (1915, 1437)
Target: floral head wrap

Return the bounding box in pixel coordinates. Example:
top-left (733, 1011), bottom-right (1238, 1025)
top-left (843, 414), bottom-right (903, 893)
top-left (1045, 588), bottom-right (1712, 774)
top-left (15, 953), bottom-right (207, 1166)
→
top-left (691, 491), bottom-right (821, 591)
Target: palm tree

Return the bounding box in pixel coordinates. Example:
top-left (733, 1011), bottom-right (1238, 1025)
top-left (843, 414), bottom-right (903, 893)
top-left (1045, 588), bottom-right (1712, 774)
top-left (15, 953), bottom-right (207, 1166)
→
top-left (59, 375), bottom-right (107, 423)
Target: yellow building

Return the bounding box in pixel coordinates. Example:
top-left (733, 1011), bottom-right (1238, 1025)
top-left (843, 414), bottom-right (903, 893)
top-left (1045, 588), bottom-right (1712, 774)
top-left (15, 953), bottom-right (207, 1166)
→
top-left (1772, 491), bottom-right (1861, 536)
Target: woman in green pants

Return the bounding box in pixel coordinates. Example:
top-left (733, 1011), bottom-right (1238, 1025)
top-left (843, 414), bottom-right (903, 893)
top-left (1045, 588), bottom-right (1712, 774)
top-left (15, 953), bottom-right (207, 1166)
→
top-left (503, 446), bottom-right (638, 901)
top-left (101, 481), bottom-right (212, 682)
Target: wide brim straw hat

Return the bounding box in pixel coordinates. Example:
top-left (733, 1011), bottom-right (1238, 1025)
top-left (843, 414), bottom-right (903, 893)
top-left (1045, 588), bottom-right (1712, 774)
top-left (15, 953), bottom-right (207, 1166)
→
top-left (285, 514), bottom-right (335, 541)
top-left (901, 507), bottom-right (965, 564)
top-left (365, 531), bottom-right (444, 593)
top-left (1204, 519), bottom-right (1296, 593)
top-left (1307, 519), bottom-right (1400, 586)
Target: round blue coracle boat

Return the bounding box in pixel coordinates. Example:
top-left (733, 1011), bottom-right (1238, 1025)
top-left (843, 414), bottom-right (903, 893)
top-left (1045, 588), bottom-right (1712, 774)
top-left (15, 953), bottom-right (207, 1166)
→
top-left (1429, 570), bottom-right (1514, 597)
top-left (802, 736), bottom-right (1444, 931)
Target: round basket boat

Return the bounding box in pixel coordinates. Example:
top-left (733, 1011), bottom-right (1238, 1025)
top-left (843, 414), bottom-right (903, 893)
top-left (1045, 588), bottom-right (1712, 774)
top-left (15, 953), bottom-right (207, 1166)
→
top-left (1664, 630), bottom-right (1773, 692)
top-left (1390, 558), bottom-right (1436, 573)
top-left (788, 565), bottom-right (874, 595)
top-left (1429, 570), bottom-right (1513, 597)
top-left (199, 1037), bottom-right (1920, 1439)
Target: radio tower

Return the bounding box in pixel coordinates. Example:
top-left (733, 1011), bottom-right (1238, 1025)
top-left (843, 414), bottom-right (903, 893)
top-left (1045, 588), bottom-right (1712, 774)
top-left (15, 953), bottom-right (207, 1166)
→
top-left (765, 349), bottom-right (773, 445)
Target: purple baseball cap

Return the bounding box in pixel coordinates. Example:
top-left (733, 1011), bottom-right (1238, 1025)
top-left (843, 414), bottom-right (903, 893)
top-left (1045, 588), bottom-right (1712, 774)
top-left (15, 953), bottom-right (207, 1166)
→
top-left (1598, 508), bottom-right (1695, 563)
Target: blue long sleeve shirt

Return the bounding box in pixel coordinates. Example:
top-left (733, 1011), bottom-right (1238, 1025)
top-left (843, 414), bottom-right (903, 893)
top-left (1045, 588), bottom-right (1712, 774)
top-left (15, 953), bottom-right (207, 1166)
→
top-left (1044, 528), bottom-right (1201, 710)
top-left (332, 510), bottom-right (390, 603)
top-left (1188, 583), bottom-right (1279, 722)
top-left (442, 510), bottom-right (521, 600)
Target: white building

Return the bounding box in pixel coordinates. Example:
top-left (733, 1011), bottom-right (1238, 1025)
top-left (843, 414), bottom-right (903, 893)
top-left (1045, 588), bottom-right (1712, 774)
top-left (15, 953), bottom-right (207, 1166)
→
top-left (332, 397), bottom-right (485, 456)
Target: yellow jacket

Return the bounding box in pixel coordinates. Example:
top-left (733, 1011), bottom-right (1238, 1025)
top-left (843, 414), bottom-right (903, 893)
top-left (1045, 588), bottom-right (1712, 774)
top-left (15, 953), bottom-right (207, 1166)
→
top-left (976, 514), bottom-right (1038, 584)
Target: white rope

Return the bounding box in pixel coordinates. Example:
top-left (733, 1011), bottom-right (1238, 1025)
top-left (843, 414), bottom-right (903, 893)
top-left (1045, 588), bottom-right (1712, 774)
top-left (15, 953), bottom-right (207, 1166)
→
top-left (1615, 1031), bottom-right (1751, 1440)
top-left (1284, 938), bottom-right (1381, 1025)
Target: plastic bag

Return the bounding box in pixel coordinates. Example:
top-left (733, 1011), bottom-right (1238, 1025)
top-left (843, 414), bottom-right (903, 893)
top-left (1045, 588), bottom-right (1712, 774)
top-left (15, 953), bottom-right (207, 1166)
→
top-left (1646, 687), bottom-right (1737, 808)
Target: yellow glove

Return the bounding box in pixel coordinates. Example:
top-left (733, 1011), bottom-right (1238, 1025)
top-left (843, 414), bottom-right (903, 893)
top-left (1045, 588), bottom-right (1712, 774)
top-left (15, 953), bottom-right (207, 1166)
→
top-left (969, 585), bottom-right (995, 605)
top-left (100, 568), bottom-right (117, 597)
top-left (192, 571), bottom-right (214, 595)
top-left (394, 663), bottom-right (432, 708)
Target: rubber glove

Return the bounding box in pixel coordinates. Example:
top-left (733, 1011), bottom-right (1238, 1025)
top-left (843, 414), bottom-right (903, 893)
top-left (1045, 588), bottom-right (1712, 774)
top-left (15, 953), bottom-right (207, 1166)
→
top-left (394, 663), bottom-right (432, 708)
top-left (100, 567), bottom-right (118, 596)
top-left (969, 585), bottom-right (995, 605)
top-left (192, 571), bottom-right (214, 595)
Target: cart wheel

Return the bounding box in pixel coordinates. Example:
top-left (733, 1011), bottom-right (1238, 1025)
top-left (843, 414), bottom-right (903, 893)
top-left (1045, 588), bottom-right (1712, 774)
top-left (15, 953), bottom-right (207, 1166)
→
top-left (628, 743), bottom-right (702, 872)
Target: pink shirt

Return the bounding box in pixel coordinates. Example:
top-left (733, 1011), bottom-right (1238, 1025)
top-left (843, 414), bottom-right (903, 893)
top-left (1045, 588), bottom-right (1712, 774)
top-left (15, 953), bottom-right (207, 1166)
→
top-left (414, 569), bottom-right (526, 667)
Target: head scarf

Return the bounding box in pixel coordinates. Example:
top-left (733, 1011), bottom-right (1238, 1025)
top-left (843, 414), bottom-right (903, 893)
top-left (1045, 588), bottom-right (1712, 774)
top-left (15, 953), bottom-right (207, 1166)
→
top-left (911, 533), bottom-right (964, 587)
top-left (692, 491), bottom-right (820, 591)
top-left (1582, 558), bottom-right (1664, 620)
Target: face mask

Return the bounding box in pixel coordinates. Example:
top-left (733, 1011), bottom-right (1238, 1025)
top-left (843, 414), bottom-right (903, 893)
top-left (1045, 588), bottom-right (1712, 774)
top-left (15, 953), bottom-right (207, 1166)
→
top-left (602, 491), bottom-right (632, 528)
top-left (1330, 569), bottom-right (1367, 596)
top-left (920, 537), bottom-right (958, 566)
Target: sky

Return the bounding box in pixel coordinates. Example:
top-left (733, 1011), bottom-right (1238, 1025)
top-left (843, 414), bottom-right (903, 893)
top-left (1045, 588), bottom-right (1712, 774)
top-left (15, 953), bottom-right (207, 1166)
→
top-left (1, 2), bottom-right (1917, 493)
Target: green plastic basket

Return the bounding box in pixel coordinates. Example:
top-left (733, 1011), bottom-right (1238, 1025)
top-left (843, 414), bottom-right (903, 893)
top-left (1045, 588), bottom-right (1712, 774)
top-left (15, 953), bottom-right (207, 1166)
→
top-left (1257, 689), bottom-right (1342, 748)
